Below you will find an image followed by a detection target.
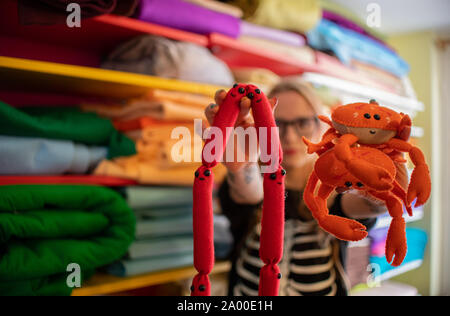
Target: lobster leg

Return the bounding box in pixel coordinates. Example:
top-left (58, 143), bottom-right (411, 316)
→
top-left (368, 190), bottom-right (407, 266)
top-left (247, 85), bottom-right (285, 296)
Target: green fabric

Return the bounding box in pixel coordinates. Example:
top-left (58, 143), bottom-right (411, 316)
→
top-left (0, 185), bottom-right (136, 296)
top-left (0, 101), bottom-right (136, 159)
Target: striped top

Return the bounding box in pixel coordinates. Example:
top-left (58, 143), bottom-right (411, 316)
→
top-left (233, 219), bottom-right (345, 296)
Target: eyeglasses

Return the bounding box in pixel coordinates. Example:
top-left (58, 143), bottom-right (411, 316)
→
top-left (275, 116), bottom-right (319, 139)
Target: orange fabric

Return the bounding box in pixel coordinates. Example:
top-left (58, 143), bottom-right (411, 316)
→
top-left (113, 116), bottom-right (193, 132)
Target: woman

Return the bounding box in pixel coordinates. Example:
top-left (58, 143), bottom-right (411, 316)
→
top-left (205, 78), bottom-right (407, 296)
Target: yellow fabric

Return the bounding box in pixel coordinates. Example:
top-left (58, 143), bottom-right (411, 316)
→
top-left (246, 0), bottom-right (322, 33)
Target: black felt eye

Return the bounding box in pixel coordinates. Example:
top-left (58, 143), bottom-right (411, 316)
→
top-left (255, 89), bottom-right (261, 94)
top-left (247, 92), bottom-right (254, 99)
top-left (204, 170), bottom-right (211, 177)
top-left (190, 285), bottom-right (195, 292)
top-left (374, 114), bottom-right (381, 120)
top-left (238, 87), bottom-right (245, 94)
top-left (270, 173), bottom-right (277, 180)
top-left (345, 181), bottom-right (352, 187)
top-left (233, 84), bottom-right (238, 88)
top-left (195, 171), bottom-right (199, 177)
top-left (281, 169), bottom-right (286, 176)
top-left (277, 273), bottom-right (282, 279)
top-left (364, 113), bottom-right (371, 119)
top-left (199, 285), bottom-right (206, 292)
top-left (356, 182), bottom-right (364, 187)
top-left (369, 99), bottom-right (378, 104)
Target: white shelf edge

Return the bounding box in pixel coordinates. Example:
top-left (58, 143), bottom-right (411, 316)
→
top-left (303, 72), bottom-right (425, 113)
top-left (374, 209), bottom-right (424, 230)
top-left (379, 259), bottom-right (423, 281)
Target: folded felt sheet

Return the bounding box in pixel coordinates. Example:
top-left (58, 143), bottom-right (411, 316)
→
top-left (135, 0), bottom-right (241, 38)
top-left (184, 0), bottom-right (244, 18)
top-left (243, 0), bottom-right (322, 33)
top-left (307, 19), bottom-right (410, 77)
top-left (0, 185), bottom-right (135, 296)
top-left (0, 101), bottom-right (136, 159)
top-left (0, 135), bottom-right (107, 175)
top-left (240, 21), bottom-right (306, 47)
top-left (101, 35), bottom-right (234, 86)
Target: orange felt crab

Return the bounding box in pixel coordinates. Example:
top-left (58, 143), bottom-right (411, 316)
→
top-left (302, 100), bottom-right (431, 266)
top-left (303, 100), bottom-right (431, 207)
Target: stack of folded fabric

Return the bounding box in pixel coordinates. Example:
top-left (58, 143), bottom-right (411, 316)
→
top-left (81, 89), bottom-right (227, 186)
top-left (0, 101), bottom-right (136, 175)
top-left (107, 186), bottom-right (233, 276)
top-left (0, 185), bottom-right (135, 295)
top-left (305, 0), bottom-right (411, 95)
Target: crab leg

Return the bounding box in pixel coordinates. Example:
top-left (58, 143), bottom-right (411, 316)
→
top-left (368, 190), bottom-right (407, 266)
top-left (386, 138), bottom-right (431, 206)
top-left (247, 85), bottom-right (285, 296)
top-left (302, 127), bottom-right (339, 155)
top-left (191, 84), bottom-right (246, 296)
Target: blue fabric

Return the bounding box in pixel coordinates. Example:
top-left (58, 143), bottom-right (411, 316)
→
top-left (307, 19), bottom-right (410, 77)
top-left (0, 135), bottom-right (107, 175)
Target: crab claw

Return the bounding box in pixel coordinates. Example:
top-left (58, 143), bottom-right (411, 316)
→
top-left (318, 215), bottom-right (368, 241)
top-left (385, 217), bottom-right (407, 266)
top-left (407, 164), bottom-right (431, 207)
top-left (347, 159), bottom-right (393, 191)
top-left (302, 136), bottom-right (322, 154)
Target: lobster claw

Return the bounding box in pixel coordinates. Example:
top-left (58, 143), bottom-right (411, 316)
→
top-left (347, 159), bottom-right (394, 191)
top-left (318, 215), bottom-right (368, 241)
top-left (385, 217), bottom-right (407, 267)
top-left (407, 164), bottom-right (431, 207)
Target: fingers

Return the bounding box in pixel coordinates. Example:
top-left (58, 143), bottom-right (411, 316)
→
top-left (269, 97), bottom-right (278, 112)
top-left (204, 103), bottom-right (219, 126)
top-left (236, 97), bottom-right (252, 126)
top-left (214, 89), bottom-right (227, 106)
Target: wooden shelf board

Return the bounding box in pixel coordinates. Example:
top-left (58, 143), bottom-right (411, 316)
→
top-left (0, 56), bottom-right (225, 99)
top-left (0, 175), bottom-right (137, 187)
top-left (72, 261), bottom-right (231, 296)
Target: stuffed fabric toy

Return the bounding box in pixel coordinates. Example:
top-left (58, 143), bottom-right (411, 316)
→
top-left (191, 84), bottom-right (285, 296)
top-left (302, 100), bottom-right (431, 266)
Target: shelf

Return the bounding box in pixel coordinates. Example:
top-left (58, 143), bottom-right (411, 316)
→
top-left (374, 208), bottom-right (424, 230)
top-left (379, 260), bottom-right (423, 282)
top-left (0, 56), bottom-right (224, 99)
top-left (72, 261), bottom-right (231, 296)
top-left (0, 175), bottom-right (137, 187)
top-left (303, 72), bottom-right (425, 115)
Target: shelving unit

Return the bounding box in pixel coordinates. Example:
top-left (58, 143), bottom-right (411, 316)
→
top-left (72, 261), bottom-right (231, 296)
top-left (0, 0), bottom-right (428, 296)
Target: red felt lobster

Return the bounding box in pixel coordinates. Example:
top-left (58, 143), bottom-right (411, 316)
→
top-left (191, 84), bottom-right (286, 296)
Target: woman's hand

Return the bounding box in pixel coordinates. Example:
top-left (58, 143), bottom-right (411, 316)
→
top-left (204, 89), bottom-right (277, 172)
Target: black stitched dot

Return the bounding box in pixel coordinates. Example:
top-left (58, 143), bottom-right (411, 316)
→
top-left (247, 92), bottom-right (254, 99)
top-left (270, 173), bottom-right (277, 180)
top-left (199, 285), bottom-right (206, 292)
top-left (281, 169), bottom-right (286, 176)
top-left (345, 181), bottom-right (352, 187)
top-left (357, 182), bottom-right (364, 187)
top-left (374, 114), bottom-right (381, 120)
top-left (238, 87), bottom-right (245, 94)
top-left (277, 273), bottom-right (282, 279)
top-left (190, 285), bottom-right (195, 292)
top-left (195, 171), bottom-right (199, 177)
top-left (255, 89), bottom-right (261, 94)
top-left (233, 84), bottom-right (238, 88)
top-left (364, 113), bottom-right (371, 119)
top-left (204, 169), bottom-right (211, 177)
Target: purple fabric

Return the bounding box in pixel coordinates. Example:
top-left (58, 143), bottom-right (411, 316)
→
top-left (322, 10), bottom-right (395, 53)
top-left (135, 0), bottom-right (241, 38)
top-left (240, 21), bottom-right (305, 47)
